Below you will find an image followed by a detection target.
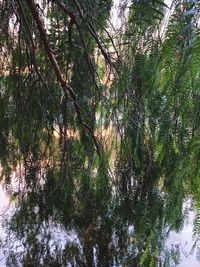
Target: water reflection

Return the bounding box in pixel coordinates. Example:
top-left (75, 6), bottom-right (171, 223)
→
top-left (166, 201), bottom-right (198, 267)
top-left (1, 175), bottom-right (200, 266)
top-left (0, 126), bottom-right (199, 266)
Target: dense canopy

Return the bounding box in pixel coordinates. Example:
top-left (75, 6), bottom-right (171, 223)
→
top-left (1, 0), bottom-right (200, 266)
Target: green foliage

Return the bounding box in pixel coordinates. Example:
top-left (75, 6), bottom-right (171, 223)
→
top-left (1, 0), bottom-right (200, 266)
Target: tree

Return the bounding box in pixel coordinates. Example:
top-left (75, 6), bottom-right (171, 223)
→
top-left (1, 0), bottom-right (200, 266)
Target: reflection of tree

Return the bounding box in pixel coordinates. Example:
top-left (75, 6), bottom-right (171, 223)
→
top-left (4, 165), bottom-right (183, 266)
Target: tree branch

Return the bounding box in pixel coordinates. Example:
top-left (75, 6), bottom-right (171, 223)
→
top-left (25, 0), bottom-right (101, 156)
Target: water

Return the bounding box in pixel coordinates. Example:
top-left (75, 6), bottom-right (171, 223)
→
top-left (167, 208), bottom-right (199, 266)
top-left (0, 183), bottom-right (200, 267)
top-left (0, 186), bottom-right (9, 267)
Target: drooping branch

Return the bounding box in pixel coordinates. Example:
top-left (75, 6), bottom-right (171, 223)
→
top-left (25, 0), bottom-right (101, 156)
top-left (73, 0), bottom-right (112, 65)
top-left (56, 0), bottom-right (113, 67)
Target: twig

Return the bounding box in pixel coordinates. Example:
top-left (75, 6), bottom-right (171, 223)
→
top-left (25, 0), bottom-right (101, 156)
